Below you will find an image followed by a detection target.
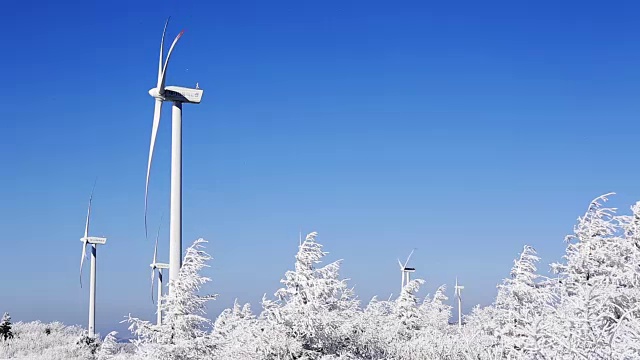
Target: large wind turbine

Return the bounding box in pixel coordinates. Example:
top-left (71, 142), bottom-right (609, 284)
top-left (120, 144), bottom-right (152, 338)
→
top-left (397, 249), bottom-right (416, 293)
top-left (79, 183), bottom-right (107, 337)
top-left (150, 218), bottom-right (169, 325)
top-left (455, 277), bottom-right (464, 329)
top-left (145, 17), bottom-right (203, 294)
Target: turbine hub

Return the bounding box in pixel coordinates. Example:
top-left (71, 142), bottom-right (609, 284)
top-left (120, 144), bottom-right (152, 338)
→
top-left (149, 88), bottom-right (164, 99)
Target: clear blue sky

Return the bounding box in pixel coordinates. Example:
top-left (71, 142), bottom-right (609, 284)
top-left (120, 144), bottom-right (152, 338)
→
top-left (1, 0), bottom-right (640, 335)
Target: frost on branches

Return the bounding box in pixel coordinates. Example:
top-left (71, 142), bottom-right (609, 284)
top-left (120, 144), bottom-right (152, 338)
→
top-left (0, 313), bottom-right (13, 341)
top-left (96, 331), bottom-right (118, 360)
top-left (127, 238), bottom-right (217, 359)
top-left (264, 231), bottom-right (360, 358)
top-left (465, 193), bottom-right (640, 359)
top-left (547, 193), bottom-right (640, 358)
top-left (5, 193), bottom-right (640, 359)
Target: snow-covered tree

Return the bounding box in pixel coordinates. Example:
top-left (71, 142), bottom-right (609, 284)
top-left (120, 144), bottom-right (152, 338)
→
top-left (127, 238), bottom-right (217, 359)
top-left (546, 194), bottom-right (638, 358)
top-left (259, 231), bottom-right (360, 359)
top-left (0, 313), bottom-right (13, 341)
top-left (418, 284), bottom-right (452, 331)
top-left (96, 331), bottom-right (119, 360)
top-left (395, 279), bottom-right (425, 332)
top-left (490, 245), bottom-right (554, 358)
top-left (210, 300), bottom-right (262, 359)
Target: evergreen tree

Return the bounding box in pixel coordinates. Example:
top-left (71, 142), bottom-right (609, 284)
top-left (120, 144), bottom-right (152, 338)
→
top-left (0, 312), bottom-right (13, 341)
top-left (127, 238), bottom-right (217, 359)
top-left (96, 331), bottom-right (119, 360)
top-left (549, 193), bottom-right (640, 358)
top-left (493, 245), bottom-right (553, 358)
top-left (395, 279), bottom-right (425, 331)
top-left (264, 231), bottom-right (359, 358)
top-left (418, 284), bottom-right (452, 331)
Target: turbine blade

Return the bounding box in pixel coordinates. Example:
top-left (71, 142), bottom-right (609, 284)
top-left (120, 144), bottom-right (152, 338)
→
top-left (144, 99), bottom-right (163, 240)
top-left (397, 258), bottom-right (403, 269)
top-left (153, 214), bottom-right (163, 264)
top-left (403, 248), bottom-right (415, 269)
top-left (79, 241), bottom-right (87, 288)
top-left (157, 18), bottom-right (170, 90)
top-left (84, 179), bottom-right (97, 238)
top-left (159, 30), bottom-right (185, 92)
top-left (151, 215), bottom-right (163, 304)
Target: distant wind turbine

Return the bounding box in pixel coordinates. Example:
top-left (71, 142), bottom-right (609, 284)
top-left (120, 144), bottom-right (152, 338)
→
top-left (144, 17), bottom-right (204, 295)
top-left (79, 182), bottom-right (107, 337)
top-left (150, 217), bottom-right (169, 325)
top-left (397, 249), bottom-right (416, 293)
top-left (455, 277), bottom-right (464, 329)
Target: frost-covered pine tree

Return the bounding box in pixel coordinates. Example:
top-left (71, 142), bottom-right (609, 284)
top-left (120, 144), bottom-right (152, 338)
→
top-left (210, 299), bottom-right (261, 359)
top-left (418, 284), bottom-right (452, 331)
top-left (351, 296), bottom-right (395, 359)
top-left (261, 231), bottom-right (359, 358)
top-left (395, 279), bottom-right (425, 332)
top-left (0, 313), bottom-right (13, 341)
top-left (492, 245), bottom-right (553, 359)
top-left (549, 193), bottom-right (640, 358)
top-left (96, 331), bottom-right (119, 360)
top-left (127, 238), bottom-right (217, 359)
top-left (614, 200), bottom-right (640, 357)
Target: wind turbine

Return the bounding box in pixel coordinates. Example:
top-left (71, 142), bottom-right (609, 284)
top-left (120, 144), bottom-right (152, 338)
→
top-left (397, 249), bottom-right (416, 293)
top-left (455, 277), bottom-right (464, 329)
top-left (150, 218), bottom-right (169, 325)
top-left (79, 182), bottom-right (107, 337)
top-left (145, 17), bottom-right (204, 294)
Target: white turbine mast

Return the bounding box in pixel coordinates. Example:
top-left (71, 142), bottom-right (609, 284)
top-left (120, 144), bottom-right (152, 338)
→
top-left (397, 249), bottom-right (416, 293)
top-left (150, 216), bottom-right (169, 325)
top-left (455, 277), bottom-right (464, 329)
top-left (145, 17), bottom-right (204, 295)
top-left (79, 181), bottom-right (107, 337)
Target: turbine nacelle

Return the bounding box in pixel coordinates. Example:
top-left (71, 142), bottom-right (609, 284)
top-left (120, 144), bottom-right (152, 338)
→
top-left (80, 236), bottom-right (107, 245)
top-left (148, 86), bottom-right (203, 104)
top-left (165, 86), bottom-right (203, 104)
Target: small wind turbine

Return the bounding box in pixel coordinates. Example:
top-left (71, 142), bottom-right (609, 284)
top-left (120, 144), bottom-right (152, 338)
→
top-left (145, 17), bottom-right (204, 295)
top-left (150, 218), bottom-right (169, 325)
top-left (455, 277), bottom-right (464, 329)
top-left (79, 182), bottom-right (107, 337)
top-left (397, 249), bottom-right (416, 293)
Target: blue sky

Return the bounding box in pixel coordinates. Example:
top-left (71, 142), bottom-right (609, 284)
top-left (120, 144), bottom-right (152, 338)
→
top-left (1, 0), bottom-right (640, 335)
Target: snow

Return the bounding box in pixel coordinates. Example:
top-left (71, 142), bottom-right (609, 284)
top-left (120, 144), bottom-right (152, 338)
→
top-left (1, 193), bottom-right (639, 359)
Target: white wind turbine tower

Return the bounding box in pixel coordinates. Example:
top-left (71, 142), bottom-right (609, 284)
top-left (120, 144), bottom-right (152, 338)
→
top-left (79, 183), bottom-right (107, 337)
top-left (455, 277), bottom-right (464, 329)
top-left (150, 219), bottom-right (169, 325)
top-left (397, 249), bottom-right (416, 293)
top-left (145, 17), bottom-right (204, 294)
